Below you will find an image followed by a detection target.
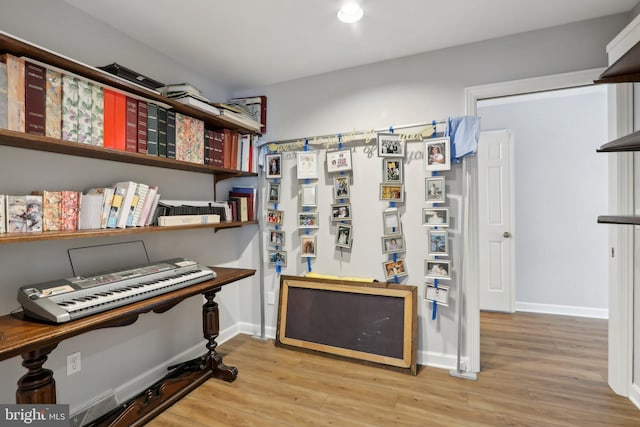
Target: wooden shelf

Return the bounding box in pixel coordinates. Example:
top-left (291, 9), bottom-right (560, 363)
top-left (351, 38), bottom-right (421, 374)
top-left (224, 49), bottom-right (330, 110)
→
top-left (0, 32), bottom-right (258, 134)
top-left (594, 40), bottom-right (640, 84)
top-left (597, 215), bottom-right (640, 225)
top-left (0, 221), bottom-right (258, 244)
top-left (0, 128), bottom-right (257, 178)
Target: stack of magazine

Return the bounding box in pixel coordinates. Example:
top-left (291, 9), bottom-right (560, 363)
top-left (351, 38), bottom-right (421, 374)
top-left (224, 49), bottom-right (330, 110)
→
top-left (152, 200), bottom-right (229, 226)
top-left (160, 83), bottom-right (220, 116)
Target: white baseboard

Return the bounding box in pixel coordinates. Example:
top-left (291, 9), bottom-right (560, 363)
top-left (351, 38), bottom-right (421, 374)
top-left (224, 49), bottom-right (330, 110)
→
top-left (515, 302), bottom-right (608, 319)
top-left (630, 383), bottom-right (640, 411)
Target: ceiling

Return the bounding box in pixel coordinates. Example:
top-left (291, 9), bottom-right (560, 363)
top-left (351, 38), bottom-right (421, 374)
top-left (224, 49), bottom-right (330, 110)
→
top-left (64, 0), bottom-right (638, 90)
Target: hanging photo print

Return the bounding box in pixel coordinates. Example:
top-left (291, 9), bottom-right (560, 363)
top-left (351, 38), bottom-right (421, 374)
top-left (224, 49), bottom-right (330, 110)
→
top-left (424, 137), bottom-right (451, 171)
top-left (425, 176), bottom-right (446, 204)
top-left (383, 159), bottom-right (403, 183)
top-left (331, 203), bottom-right (352, 221)
top-left (425, 282), bottom-right (450, 306)
top-left (422, 207), bottom-right (449, 227)
top-left (268, 229), bottom-right (285, 247)
top-left (335, 223), bottom-right (353, 248)
top-left (266, 153), bottom-right (282, 179)
top-left (382, 208), bottom-right (401, 235)
top-left (427, 229), bottom-right (449, 256)
top-left (298, 212), bottom-right (319, 229)
top-left (379, 183), bottom-right (404, 202)
top-left (268, 250), bottom-right (287, 267)
top-left (301, 235), bottom-right (317, 258)
top-left (268, 182), bottom-right (281, 204)
top-left (425, 259), bottom-right (451, 280)
top-left (299, 183), bottom-right (318, 207)
top-left (377, 133), bottom-right (405, 158)
top-left (326, 148), bottom-right (353, 173)
top-left (382, 258), bottom-right (408, 281)
top-left (266, 209), bottom-right (284, 226)
top-left (381, 234), bottom-right (405, 254)
top-left (296, 150), bottom-right (319, 180)
top-left (333, 176), bottom-right (350, 200)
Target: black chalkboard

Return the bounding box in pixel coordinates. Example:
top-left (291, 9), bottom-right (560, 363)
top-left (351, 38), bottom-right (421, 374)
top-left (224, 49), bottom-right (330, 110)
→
top-left (276, 275), bottom-right (417, 375)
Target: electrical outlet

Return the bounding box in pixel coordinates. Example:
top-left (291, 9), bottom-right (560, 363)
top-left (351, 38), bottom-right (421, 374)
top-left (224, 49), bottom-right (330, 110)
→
top-left (267, 291), bottom-right (275, 305)
top-left (67, 352), bottom-right (81, 376)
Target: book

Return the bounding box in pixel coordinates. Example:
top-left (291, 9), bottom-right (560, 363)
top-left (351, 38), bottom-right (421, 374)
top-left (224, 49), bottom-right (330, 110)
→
top-left (45, 69), bottom-right (62, 139)
top-left (211, 130), bottom-right (224, 167)
top-left (157, 214), bottom-right (220, 226)
top-left (76, 79), bottom-right (93, 144)
top-left (172, 95), bottom-right (220, 116)
top-left (90, 83), bottom-right (104, 146)
top-left (128, 182), bottom-right (149, 227)
top-left (166, 110), bottom-right (176, 159)
top-left (125, 97), bottom-right (138, 152)
top-left (103, 88), bottom-right (116, 149)
top-left (60, 191), bottom-right (79, 231)
top-left (114, 92), bottom-right (126, 151)
top-left (1, 54), bottom-right (25, 132)
top-left (0, 195), bottom-right (5, 233)
top-left (137, 101), bottom-right (148, 153)
top-left (147, 103), bottom-right (158, 155)
top-left (239, 133), bottom-right (251, 172)
top-left (24, 61), bottom-right (46, 136)
top-left (6, 195), bottom-right (27, 232)
top-left (231, 131), bottom-right (239, 170)
top-left (136, 185), bottom-right (158, 226)
top-left (25, 195), bottom-right (43, 232)
top-left (159, 82), bottom-right (202, 97)
top-left (61, 75), bottom-right (79, 141)
top-left (204, 129), bottom-right (211, 165)
top-left (144, 192), bottom-right (161, 226)
top-left (175, 112), bottom-right (204, 164)
top-left (157, 106), bottom-right (167, 157)
top-left (86, 187), bottom-right (114, 229)
top-left (228, 95), bottom-right (266, 133)
top-left (77, 193), bottom-right (103, 230)
top-left (0, 63), bottom-right (7, 129)
top-left (222, 129), bottom-right (233, 169)
top-left (36, 190), bottom-right (62, 231)
top-left (106, 185), bottom-right (126, 228)
top-left (218, 108), bottom-right (261, 132)
top-left (112, 181), bottom-right (138, 228)
top-left (231, 186), bottom-right (257, 220)
top-left (229, 189), bottom-right (254, 221)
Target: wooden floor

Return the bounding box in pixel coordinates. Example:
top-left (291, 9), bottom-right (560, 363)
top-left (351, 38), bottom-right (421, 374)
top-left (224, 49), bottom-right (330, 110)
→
top-left (148, 312), bottom-right (639, 426)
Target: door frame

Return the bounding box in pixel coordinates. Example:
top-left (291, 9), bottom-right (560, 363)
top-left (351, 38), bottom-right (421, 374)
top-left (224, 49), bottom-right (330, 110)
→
top-left (464, 68), bottom-right (608, 375)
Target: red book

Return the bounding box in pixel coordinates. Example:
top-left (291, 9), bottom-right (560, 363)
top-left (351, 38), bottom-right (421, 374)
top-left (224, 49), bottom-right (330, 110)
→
top-left (204, 129), bottom-right (211, 165)
top-left (103, 88), bottom-right (116, 149)
top-left (125, 97), bottom-right (138, 152)
top-left (222, 129), bottom-right (233, 169)
top-left (229, 191), bottom-right (254, 221)
top-left (114, 92), bottom-right (126, 151)
top-left (231, 131), bottom-right (239, 170)
top-left (137, 101), bottom-right (148, 154)
top-left (211, 130), bottom-right (224, 167)
top-left (24, 61), bottom-right (46, 135)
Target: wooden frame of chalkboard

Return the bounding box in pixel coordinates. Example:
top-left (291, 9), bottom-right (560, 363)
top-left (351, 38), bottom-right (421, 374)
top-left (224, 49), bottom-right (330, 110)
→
top-left (276, 275), bottom-right (418, 375)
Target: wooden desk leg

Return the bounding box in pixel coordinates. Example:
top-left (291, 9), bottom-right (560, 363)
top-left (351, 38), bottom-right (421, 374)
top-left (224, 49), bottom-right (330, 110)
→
top-left (16, 345), bottom-right (58, 404)
top-left (202, 289), bottom-right (238, 382)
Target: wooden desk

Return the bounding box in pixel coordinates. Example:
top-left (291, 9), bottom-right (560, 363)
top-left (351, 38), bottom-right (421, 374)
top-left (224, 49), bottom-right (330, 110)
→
top-left (0, 266), bottom-right (255, 426)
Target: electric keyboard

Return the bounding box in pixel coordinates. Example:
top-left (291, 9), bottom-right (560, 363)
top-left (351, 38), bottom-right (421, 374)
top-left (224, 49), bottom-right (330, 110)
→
top-left (17, 258), bottom-right (216, 323)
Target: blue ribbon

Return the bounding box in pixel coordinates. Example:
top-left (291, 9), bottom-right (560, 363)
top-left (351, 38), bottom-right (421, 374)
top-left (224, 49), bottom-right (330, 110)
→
top-left (304, 138), bottom-right (309, 151)
top-left (307, 257), bottom-right (312, 272)
top-left (432, 278), bottom-right (439, 320)
top-left (393, 252), bottom-right (399, 284)
top-left (389, 126), bottom-right (394, 134)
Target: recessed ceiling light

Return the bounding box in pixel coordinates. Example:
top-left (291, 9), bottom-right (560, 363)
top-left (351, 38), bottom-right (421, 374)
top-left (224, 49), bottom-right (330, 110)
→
top-left (337, 3), bottom-right (364, 24)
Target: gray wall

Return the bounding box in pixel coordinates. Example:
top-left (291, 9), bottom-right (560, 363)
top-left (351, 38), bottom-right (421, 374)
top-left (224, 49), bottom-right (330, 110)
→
top-left (0, 0), bottom-right (629, 413)
top-left (478, 86), bottom-right (609, 314)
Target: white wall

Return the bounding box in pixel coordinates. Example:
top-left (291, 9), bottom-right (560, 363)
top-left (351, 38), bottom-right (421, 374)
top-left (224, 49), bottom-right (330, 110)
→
top-left (237, 14), bottom-right (628, 368)
top-left (478, 86), bottom-right (609, 316)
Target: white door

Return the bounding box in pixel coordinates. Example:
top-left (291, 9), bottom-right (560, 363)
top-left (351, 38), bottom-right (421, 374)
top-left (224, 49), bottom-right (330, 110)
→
top-left (478, 130), bottom-right (515, 312)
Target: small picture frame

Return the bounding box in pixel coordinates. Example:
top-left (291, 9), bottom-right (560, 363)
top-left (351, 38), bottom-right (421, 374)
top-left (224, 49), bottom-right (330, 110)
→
top-left (425, 137), bottom-right (451, 172)
top-left (422, 207), bottom-right (449, 227)
top-left (331, 203), bottom-right (352, 221)
top-left (382, 208), bottom-right (401, 235)
top-left (299, 183), bottom-right (318, 207)
top-left (428, 229), bottom-right (449, 256)
top-left (381, 234), bottom-right (405, 254)
top-left (266, 209), bottom-right (284, 226)
top-left (265, 153), bottom-right (282, 179)
top-left (335, 223), bottom-right (353, 248)
top-left (425, 282), bottom-right (450, 306)
top-left (425, 176), bottom-right (446, 204)
top-left (333, 175), bottom-right (350, 200)
top-left (377, 133), bottom-right (405, 158)
top-left (301, 235), bottom-right (317, 258)
top-left (298, 212), bottom-right (319, 229)
top-left (267, 229), bottom-right (285, 247)
top-left (268, 182), bottom-right (281, 204)
top-left (383, 159), bottom-right (403, 183)
top-left (297, 150), bottom-right (319, 180)
top-left (425, 259), bottom-right (451, 280)
top-left (326, 149), bottom-right (353, 173)
top-left (268, 250), bottom-right (287, 267)
top-left (380, 183), bottom-right (404, 202)
top-left (382, 258), bottom-right (408, 281)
